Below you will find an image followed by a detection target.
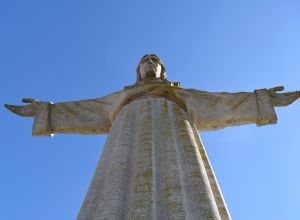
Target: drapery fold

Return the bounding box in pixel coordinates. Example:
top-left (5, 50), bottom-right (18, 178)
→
top-left (29, 85), bottom-right (278, 220)
top-left (77, 97), bottom-right (229, 220)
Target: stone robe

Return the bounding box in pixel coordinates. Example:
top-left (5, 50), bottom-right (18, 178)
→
top-left (32, 84), bottom-right (277, 220)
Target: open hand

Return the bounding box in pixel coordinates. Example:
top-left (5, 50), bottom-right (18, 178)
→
top-left (269, 86), bottom-right (300, 107)
top-left (4, 98), bottom-right (38, 117)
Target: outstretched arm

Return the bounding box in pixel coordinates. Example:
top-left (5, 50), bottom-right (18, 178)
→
top-left (178, 86), bottom-right (299, 131)
top-left (5, 92), bottom-right (123, 136)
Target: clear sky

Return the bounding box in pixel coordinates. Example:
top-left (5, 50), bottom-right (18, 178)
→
top-left (1, 0), bottom-right (300, 219)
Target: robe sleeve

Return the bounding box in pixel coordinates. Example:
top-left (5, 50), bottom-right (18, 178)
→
top-left (179, 88), bottom-right (277, 131)
top-left (32, 91), bottom-right (123, 136)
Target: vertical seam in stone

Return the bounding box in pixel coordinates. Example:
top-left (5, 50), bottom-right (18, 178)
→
top-left (151, 98), bottom-right (169, 220)
top-left (169, 102), bottom-right (191, 220)
top-left (151, 98), bottom-right (157, 220)
top-left (129, 98), bottom-right (154, 219)
top-left (125, 100), bottom-right (141, 220)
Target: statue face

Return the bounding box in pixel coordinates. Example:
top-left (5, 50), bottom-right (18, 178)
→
top-left (139, 55), bottom-right (162, 81)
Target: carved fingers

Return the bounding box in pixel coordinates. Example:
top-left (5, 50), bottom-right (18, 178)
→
top-left (269, 86), bottom-right (284, 95)
top-left (269, 86), bottom-right (300, 107)
top-left (22, 98), bottom-right (38, 104)
top-left (284, 91), bottom-right (300, 105)
top-left (4, 98), bottom-right (38, 117)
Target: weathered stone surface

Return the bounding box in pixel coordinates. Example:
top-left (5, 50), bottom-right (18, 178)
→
top-left (6, 84), bottom-right (283, 220)
top-left (77, 97), bottom-right (228, 220)
top-left (5, 54), bottom-right (300, 220)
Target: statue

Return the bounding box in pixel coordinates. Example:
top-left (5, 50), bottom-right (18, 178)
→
top-left (5, 54), bottom-right (300, 220)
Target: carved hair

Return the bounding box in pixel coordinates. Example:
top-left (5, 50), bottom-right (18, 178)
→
top-left (136, 54), bottom-right (166, 83)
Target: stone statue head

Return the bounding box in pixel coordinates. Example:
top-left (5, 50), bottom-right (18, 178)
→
top-left (136, 54), bottom-right (167, 83)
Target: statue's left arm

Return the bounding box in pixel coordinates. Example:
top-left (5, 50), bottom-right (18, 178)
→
top-left (177, 86), bottom-right (300, 131)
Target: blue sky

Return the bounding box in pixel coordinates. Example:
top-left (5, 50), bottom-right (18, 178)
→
top-left (1, 0), bottom-right (300, 219)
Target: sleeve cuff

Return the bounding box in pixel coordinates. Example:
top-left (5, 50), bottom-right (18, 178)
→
top-left (32, 102), bottom-right (53, 136)
top-left (254, 89), bottom-right (277, 126)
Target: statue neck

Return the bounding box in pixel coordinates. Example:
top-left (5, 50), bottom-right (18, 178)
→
top-left (124, 78), bottom-right (180, 90)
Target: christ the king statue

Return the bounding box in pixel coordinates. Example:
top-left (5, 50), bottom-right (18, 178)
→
top-left (5, 54), bottom-right (300, 220)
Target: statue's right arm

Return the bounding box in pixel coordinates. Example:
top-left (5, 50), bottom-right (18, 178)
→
top-left (5, 91), bottom-right (124, 136)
